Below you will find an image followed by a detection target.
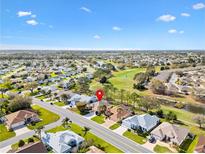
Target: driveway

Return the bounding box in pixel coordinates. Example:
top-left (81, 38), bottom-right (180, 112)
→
top-left (14, 126), bottom-right (30, 136)
top-left (113, 126), bottom-right (127, 135)
top-left (83, 112), bottom-right (96, 119)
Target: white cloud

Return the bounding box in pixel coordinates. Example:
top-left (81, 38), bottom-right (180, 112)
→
top-left (179, 30), bottom-right (184, 34)
top-left (31, 14), bottom-right (36, 18)
top-left (157, 14), bottom-right (176, 22)
top-left (80, 7), bottom-right (92, 13)
top-left (112, 26), bottom-right (122, 31)
top-left (26, 19), bottom-right (38, 26)
top-left (193, 3), bottom-right (205, 10)
top-left (168, 29), bottom-right (177, 34)
top-left (93, 35), bottom-right (101, 39)
top-left (181, 13), bottom-right (190, 17)
top-left (17, 11), bottom-right (32, 17)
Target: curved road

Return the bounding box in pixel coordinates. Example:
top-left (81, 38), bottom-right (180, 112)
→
top-left (0, 98), bottom-right (152, 153)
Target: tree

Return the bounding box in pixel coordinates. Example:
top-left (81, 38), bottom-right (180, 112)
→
top-left (130, 92), bottom-right (140, 107)
top-left (139, 96), bottom-right (160, 112)
top-left (62, 117), bottom-right (72, 128)
top-left (61, 94), bottom-right (68, 103)
top-left (193, 114), bottom-right (205, 128)
top-left (82, 126), bottom-right (90, 136)
top-left (117, 107), bottom-right (124, 120)
top-left (34, 126), bottom-right (44, 139)
top-left (76, 102), bottom-right (87, 113)
top-left (146, 65), bottom-right (156, 76)
top-left (133, 72), bottom-right (149, 90)
top-left (8, 95), bottom-right (32, 112)
top-left (25, 82), bottom-right (38, 94)
top-left (150, 79), bottom-right (167, 95)
top-left (100, 76), bottom-right (107, 84)
top-left (120, 89), bottom-right (125, 104)
top-left (165, 111), bottom-right (177, 122)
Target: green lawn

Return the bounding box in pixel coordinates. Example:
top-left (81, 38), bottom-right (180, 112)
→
top-left (69, 108), bottom-right (81, 114)
top-left (91, 115), bottom-right (105, 124)
top-left (154, 145), bottom-right (173, 153)
top-left (27, 105), bottom-right (60, 129)
top-left (123, 130), bottom-right (147, 144)
top-left (11, 136), bottom-right (39, 151)
top-left (0, 124), bottom-right (16, 141)
top-left (108, 68), bottom-right (146, 92)
top-left (54, 101), bottom-right (66, 106)
top-left (161, 105), bottom-right (195, 124)
top-left (109, 123), bottom-right (120, 130)
top-left (47, 124), bottom-right (122, 153)
top-left (179, 136), bottom-right (199, 153)
top-left (50, 72), bottom-right (57, 77)
top-left (89, 80), bottom-right (104, 91)
top-left (36, 95), bottom-right (46, 100)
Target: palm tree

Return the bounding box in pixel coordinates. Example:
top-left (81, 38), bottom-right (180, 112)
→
top-left (34, 126), bottom-right (44, 139)
top-left (120, 89), bottom-right (125, 104)
top-left (62, 117), bottom-right (72, 128)
top-left (82, 126), bottom-right (90, 136)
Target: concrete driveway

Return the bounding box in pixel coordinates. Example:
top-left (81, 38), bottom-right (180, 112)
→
top-left (13, 126), bottom-right (30, 136)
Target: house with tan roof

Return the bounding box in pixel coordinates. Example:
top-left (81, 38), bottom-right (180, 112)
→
top-left (150, 122), bottom-right (189, 145)
top-left (5, 110), bottom-right (40, 129)
top-left (195, 135), bottom-right (205, 153)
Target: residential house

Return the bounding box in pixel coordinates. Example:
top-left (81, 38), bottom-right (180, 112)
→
top-left (41, 130), bottom-right (84, 153)
top-left (10, 141), bottom-right (47, 153)
top-left (195, 135), bottom-right (205, 153)
top-left (5, 110), bottom-right (40, 129)
top-left (122, 114), bottom-right (160, 132)
top-left (150, 122), bottom-right (189, 145)
top-left (68, 94), bottom-right (98, 107)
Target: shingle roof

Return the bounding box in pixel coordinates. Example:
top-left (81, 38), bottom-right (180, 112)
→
top-left (123, 114), bottom-right (159, 131)
top-left (151, 122), bottom-right (189, 145)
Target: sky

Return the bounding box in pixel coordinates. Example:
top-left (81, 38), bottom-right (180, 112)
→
top-left (0, 0), bottom-right (205, 50)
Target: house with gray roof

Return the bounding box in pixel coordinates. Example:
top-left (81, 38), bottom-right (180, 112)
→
top-left (122, 114), bottom-right (160, 132)
top-left (150, 122), bottom-right (189, 145)
top-left (41, 130), bottom-right (84, 153)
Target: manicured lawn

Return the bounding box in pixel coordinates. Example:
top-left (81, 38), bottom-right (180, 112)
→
top-left (108, 68), bottom-right (146, 92)
top-left (161, 105), bottom-right (195, 124)
top-left (179, 136), bottom-right (198, 153)
top-left (109, 123), bottom-right (120, 130)
top-left (123, 130), bottom-right (147, 144)
top-left (11, 136), bottom-right (39, 151)
top-left (27, 105), bottom-right (60, 129)
top-left (36, 95), bottom-right (46, 100)
top-left (47, 124), bottom-right (123, 153)
top-left (69, 107), bottom-right (81, 114)
top-left (91, 115), bottom-right (105, 124)
top-left (0, 124), bottom-right (16, 141)
top-left (154, 145), bottom-right (173, 153)
top-left (89, 80), bottom-right (104, 91)
top-left (54, 101), bottom-right (66, 106)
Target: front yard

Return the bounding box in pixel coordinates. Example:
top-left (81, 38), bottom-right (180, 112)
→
top-left (123, 130), bottom-right (147, 144)
top-left (54, 101), bottom-right (66, 106)
top-left (27, 105), bottom-right (60, 129)
top-left (0, 124), bottom-right (16, 141)
top-left (109, 123), bottom-right (120, 130)
top-left (47, 123), bottom-right (123, 153)
top-left (154, 145), bottom-right (173, 153)
top-left (91, 115), bottom-right (105, 124)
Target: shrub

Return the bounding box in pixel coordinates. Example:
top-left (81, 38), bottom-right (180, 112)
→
top-left (18, 140), bottom-right (25, 147)
top-left (28, 137), bottom-right (34, 143)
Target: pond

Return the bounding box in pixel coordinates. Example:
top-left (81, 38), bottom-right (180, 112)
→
top-left (184, 104), bottom-right (205, 115)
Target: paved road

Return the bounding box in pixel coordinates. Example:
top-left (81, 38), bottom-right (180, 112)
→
top-left (0, 98), bottom-right (152, 153)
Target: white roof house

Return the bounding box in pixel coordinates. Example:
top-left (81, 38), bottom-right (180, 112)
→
top-left (68, 94), bottom-right (98, 105)
top-left (122, 114), bottom-right (160, 132)
top-left (41, 130), bottom-right (84, 153)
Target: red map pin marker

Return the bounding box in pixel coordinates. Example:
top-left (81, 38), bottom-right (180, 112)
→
top-left (96, 89), bottom-right (104, 101)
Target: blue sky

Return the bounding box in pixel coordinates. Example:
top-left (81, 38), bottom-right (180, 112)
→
top-left (1, 0), bottom-right (205, 50)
